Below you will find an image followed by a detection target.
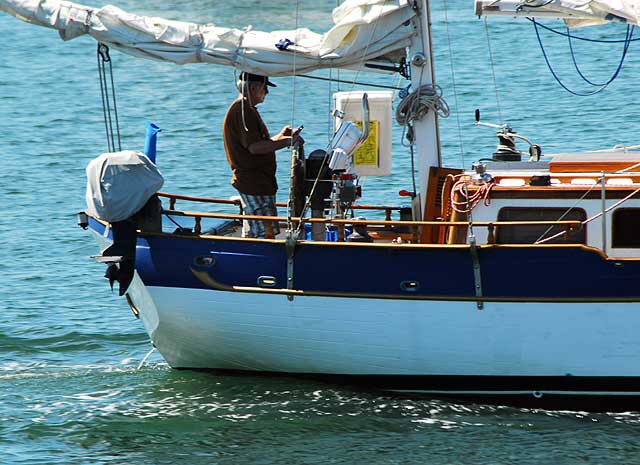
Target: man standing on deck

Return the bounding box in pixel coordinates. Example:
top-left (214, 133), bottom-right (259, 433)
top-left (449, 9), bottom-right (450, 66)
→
top-left (223, 72), bottom-right (304, 238)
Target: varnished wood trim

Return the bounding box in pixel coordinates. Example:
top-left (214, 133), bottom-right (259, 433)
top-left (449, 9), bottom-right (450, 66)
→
top-left (488, 190), bottom-right (640, 200)
top-left (157, 192), bottom-right (401, 212)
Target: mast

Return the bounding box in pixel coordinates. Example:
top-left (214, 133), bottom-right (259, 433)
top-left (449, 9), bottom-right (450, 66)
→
top-left (408, 0), bottom-right (441, 219)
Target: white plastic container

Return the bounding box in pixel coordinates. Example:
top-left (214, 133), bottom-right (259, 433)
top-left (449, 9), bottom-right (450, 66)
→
top-left (334, 90), bottom-right (393, 176)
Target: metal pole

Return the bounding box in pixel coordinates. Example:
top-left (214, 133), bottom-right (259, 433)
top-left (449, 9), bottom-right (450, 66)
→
top-left (408, 0), bottom-right (442, 218)
top-left (601, 172), bottom-right (607, 255)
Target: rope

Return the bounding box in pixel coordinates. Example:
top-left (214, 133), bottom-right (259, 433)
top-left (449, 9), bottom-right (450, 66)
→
top-left (526, 18), bottom-right (640, 43)
top-left (297, 73), bottom-right (401, 90)
top-left (409, 137), bottom-right (417, 197)
top-left (327, 68), bottom-right (334, 144)
top-left (343, 0), bottom-right (389, 97)
top-left (450, 177), bottom-right (495, 214)
top-left (532, 19), bottom-right (634, 96)
top-left (395, 84), bottom-right (450, 126)
top-left (442, 0), bottom-right (465, 166)
top-left (97, 43), bottom-right (122, 152)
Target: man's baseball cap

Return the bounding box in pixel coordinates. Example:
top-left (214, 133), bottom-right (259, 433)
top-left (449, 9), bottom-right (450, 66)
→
top-left (239, 71), bottom-right (277, 87)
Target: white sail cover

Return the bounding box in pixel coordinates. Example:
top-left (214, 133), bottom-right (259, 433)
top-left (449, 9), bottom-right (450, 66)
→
top-left (475, 0), bottom-right (640, 27)
top-left (0, 0), bottom-right (415, 75)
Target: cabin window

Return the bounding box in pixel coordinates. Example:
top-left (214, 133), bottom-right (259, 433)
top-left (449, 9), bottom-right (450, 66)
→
top-left (612, 209), bottom-right (640, 248)
top-left (496, 208), bottom-right (586, 244)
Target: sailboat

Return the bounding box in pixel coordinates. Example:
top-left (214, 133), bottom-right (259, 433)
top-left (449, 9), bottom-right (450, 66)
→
top-left (3, 0), bottom-right (640, 409)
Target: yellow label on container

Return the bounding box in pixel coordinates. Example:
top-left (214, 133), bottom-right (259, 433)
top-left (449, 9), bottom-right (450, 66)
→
top-left (353, 120), bottom-right (379, 167)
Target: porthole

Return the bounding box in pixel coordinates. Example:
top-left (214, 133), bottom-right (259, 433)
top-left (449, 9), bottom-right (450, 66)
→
top-left (400, 281), bottom-right (419, 292)
top-left (258, 276), bottom-right (277, 288)
top-left (193, 256), bottom-right (215, 267)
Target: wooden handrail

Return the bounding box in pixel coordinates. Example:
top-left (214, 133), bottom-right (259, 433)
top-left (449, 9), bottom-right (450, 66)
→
top-left (157, 192), bottom-right (241, 205)
top-left (163, 209), bottom-right (582, 228)
top-left (157, 191), bottom-right (401, 215)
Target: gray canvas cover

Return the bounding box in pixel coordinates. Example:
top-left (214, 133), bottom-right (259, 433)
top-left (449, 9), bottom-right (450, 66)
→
top-left (85, 150), bottom-right (164, 222)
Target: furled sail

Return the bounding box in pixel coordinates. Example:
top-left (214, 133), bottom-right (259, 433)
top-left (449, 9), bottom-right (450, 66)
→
top-left (475, 0), bottom-right (640, 28)
top-left (0, 0), bottom-right (415, 76)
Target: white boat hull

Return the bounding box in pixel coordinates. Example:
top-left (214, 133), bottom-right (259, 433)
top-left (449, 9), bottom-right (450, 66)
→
top-left (129, 276), bottom-right (640, 379)
top-left (93, 226), bottom-right (640, 405)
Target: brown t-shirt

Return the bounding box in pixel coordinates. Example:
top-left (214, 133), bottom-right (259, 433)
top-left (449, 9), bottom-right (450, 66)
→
top-left (223, 98), bottom-right (277, 196)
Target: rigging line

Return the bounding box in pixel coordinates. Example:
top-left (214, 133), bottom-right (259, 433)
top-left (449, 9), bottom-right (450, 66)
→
top-left (533, 181), bottom-right (598, 243)
top-left (566, 23), bottom-right (633, 88)
top-left (442, 0), bottom-right (465, 165)
top-left (293, 152), bottom-right (332, 238)
top-left (483, 17), bottom-right (503, 124)
top-left (535, 184), bottom-right (640, 244)
top-left (287, 0), bottom-right (301, 232)
top-left (97, 51), bottom-right (112, 153)
top-left (409, 133), bottom-right (418, 197)
top-left (297, 73), bottom-right (402, 90)
top-left (107, 55), bottom-right (122, 151)
top-left (520, 0), bottom-right (555, 8)
top-left (327, 68), bottom-right (333, 143)
top-left (532, 19), bottom-right (633, 96)
top-left (410, 66), bottom-right (425, 197)
top-left (336, 0), bottom-right (341, 94)
top-left (163, 213), bottom-right (184, 229)
top-left (345, 0), bottom-right (390, 97)
top-left (526, 18), bottom-right (640, 43)
top-left (97, 44), bottom-right (122, 152)
top-left (97, 46), bottom-right (115, 152)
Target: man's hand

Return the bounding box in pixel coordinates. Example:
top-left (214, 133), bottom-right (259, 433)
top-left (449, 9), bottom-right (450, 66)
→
top-left (247, 126), bottom-right (304, 155)
top-left (278, 125), bottom-right (294, 137)
top-left (272, 125), bottom-right (304, 148)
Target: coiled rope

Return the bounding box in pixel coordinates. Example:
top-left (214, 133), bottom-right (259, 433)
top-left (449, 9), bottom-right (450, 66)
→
top-left (450, 177), bottom-right (495, 214)
top-left (395, 84), bottom-right (450, 126)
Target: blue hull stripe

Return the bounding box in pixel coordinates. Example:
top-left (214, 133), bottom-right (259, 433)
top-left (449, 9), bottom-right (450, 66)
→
top-left (89, 218), bottom-right (640, 300)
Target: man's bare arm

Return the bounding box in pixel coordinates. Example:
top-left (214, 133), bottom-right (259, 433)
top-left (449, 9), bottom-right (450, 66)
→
top-left (247, 125), bottom-right (304, 154)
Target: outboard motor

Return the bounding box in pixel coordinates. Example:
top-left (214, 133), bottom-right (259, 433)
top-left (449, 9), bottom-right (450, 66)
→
top-left (85, 150), bottom-right (164, 295)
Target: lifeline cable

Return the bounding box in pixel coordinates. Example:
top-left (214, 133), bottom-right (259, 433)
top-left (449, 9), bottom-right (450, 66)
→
top-left (533, 181), bottom-right (598, 243)
top-left (535, 184), bottom-right (640, 244)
